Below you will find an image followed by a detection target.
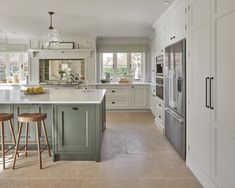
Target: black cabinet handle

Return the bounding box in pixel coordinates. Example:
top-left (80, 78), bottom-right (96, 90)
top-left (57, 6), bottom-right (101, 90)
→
top-left (173, 36), bottom-right (176, 39)
top-left (112, 102), bottom-right (115, 104)
top-left (210, 77), bottom-right (214, 110)
top-left (159, 104), bottom-right (161, 107)
top-left (72, 107), bottom-right (78, 110)
top-left (205, 77), bottom-right (210, 108)
top-left (112, 90), bottom-right (115, 93)
top-left (159, 116), bottom-right (161, 119)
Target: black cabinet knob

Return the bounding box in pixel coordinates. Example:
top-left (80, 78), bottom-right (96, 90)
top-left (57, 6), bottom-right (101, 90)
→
top-left (72, 107), bottom-right (78, 110)
top-left (112, 90), bottom-right (115, 93)
top-left (159, 116), bottom-right (161, 119)
top-left (112, 102), bottom-right (115, 104)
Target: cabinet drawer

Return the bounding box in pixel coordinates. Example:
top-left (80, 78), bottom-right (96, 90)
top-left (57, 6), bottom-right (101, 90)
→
top-left (155, 106), bottom-right (164, 125)
top-left (104, 87), bottom-right (129, 98)
top-left (155, 98), bottom-right (164, 111)
top-left (106, 98), bottom-right (129, 109)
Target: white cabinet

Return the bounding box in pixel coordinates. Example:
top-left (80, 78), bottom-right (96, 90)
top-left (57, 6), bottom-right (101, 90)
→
top-left (154, 21), bottom-right (165, 54)
top-left (149, 85), bottom-right (156, 116)
top-left (97, 85), bottom-right (148, 110)
top-left (97, 86), bottom-right (129, 109)
top-left (154, 97), bottom-right (165, 133)
top-left (164, 0), bottom-right (187, 46)
top-left (187, 0), bottom-right (235, 187)
top-left (211, 1), bottom-right (235, 187)
top-left (187, 0), bottom-right (211, 178)
top-left (130, 85), bottom-right (147, 109)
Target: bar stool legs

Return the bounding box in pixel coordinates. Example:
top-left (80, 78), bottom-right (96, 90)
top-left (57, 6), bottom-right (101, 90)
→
top-left (12, 113), bottom-right (51, 170)
top-left (0, 114), bottom-right (16, 170)
top-left (1, 122), bottom-right (5, 169)
top-left (36, 122), bottom-right (42, 169)
top-left (12, 122), bottom-right (23, 169)
top-left (42, 121), bottom-right (51, 157)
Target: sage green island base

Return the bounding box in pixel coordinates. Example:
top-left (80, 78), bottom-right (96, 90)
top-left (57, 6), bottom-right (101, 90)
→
top-left (0, 89), bottom-right (106, 162)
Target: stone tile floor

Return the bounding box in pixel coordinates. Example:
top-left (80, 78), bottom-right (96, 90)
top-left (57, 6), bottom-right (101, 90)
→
top-left (0, 112), bottom-right (203, 188)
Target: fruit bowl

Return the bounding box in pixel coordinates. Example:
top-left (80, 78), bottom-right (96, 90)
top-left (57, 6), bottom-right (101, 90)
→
top-left (23, 87), bottom-right (46, 95)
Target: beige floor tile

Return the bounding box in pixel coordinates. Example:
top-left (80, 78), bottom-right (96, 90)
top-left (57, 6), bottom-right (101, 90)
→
top-left (140, 178), bottom-right (203, 188)
top-left (0, 112), bottom-right (202, 188)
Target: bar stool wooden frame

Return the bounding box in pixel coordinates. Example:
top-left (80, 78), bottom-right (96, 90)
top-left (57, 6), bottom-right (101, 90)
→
top-left (0, 113), bottom-right (16, 170)
top-left (12, 113), bottom-right (51, 169)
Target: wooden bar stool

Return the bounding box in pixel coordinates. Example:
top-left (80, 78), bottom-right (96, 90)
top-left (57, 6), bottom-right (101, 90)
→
top-left (12, 113), bottom-right (51, 169)
top-left (0, 113), bottom-right (16, 169)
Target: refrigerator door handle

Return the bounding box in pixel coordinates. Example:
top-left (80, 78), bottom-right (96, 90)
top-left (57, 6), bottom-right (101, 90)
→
top-left (205, 77), bottom-right (210, 108)
top-left (210, 77), bottom-right (214, 110)
top-left (165, 108), bottom-right (184, 123)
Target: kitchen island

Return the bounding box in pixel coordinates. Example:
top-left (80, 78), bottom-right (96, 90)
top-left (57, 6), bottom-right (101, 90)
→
top-left (0, 89), bottom-right (106, 162)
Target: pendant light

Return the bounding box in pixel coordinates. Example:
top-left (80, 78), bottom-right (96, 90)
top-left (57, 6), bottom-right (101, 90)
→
top-left (0, 30), bottom-right (8, 50)
top-left (42, 11), bottom-right (60, 49)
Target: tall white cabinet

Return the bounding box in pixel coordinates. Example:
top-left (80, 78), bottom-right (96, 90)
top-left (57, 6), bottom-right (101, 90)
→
top-left (211, 1), bottom-right (235, 187)
top-left (187, 0), bottom-right (235, 187)
top-left (187, 0), bottom-right (211, 179)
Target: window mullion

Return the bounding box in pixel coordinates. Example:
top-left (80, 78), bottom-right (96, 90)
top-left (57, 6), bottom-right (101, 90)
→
top-left (113, 53), bottom-right (117, 81)
top-left (127, 53), bottom-right (131, 75)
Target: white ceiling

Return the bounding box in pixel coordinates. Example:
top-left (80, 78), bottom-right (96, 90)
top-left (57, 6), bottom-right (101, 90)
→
top-left (0, 0), bottom-right (173, 38)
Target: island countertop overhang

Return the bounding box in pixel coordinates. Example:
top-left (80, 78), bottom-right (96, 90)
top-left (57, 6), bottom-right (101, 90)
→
top-left (0, 89), bottom-right (106, 104)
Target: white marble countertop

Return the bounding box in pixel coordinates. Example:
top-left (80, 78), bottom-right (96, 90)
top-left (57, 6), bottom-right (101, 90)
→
top-left (0, 89), bottom-right (106, 104)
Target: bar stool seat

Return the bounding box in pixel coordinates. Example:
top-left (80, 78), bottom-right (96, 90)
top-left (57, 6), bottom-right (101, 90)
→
top-left (12, 113), bottom-right (51, 169)
top-left (0, 113), bottom-right (16, 170)
top-left (18, 113), bottom-right (47, 122)
top-left (0, 113), bottom-right (14, 122)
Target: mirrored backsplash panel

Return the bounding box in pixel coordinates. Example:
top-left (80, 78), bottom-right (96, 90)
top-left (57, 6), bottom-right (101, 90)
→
top-left (39, 59), bottom-right (85, 83)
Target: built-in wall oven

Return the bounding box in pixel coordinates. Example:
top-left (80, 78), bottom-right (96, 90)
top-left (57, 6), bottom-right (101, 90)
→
top-left (156, 54), bottom-right (164, 76)
top-left (156, 76), bottom-right (164, 100)
top-left (156, 54), bottom-right (164, 100)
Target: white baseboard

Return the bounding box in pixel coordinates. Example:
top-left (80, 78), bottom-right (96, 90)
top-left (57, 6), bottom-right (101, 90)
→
top-left (154, 118), bottom-right (165, 135)
top-left (186, 156), bottom-right (217, 188)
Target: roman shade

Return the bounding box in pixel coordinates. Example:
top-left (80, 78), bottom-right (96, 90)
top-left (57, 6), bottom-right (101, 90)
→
top-left (97, 43), bottom-right (148, 53)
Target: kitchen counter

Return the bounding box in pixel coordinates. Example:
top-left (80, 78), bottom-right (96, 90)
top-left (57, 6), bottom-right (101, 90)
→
top-left (0, 89), bottom-right (106, 104)
top-left (0, 89), bottom-right (106, 162)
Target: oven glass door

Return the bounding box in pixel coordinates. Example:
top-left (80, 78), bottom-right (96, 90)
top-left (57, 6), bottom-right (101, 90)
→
top-left (156, 84), bottom-right (163, 100)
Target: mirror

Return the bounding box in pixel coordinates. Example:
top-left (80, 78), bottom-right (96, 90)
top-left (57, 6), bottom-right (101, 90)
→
top-left (39, 59), bottom-right (85, 83)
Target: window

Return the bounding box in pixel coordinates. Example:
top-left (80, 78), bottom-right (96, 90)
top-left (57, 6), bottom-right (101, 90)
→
top-left (0, 52), bottom-right (28, 84)
top-left (101, 52), bottom-right (145, 82)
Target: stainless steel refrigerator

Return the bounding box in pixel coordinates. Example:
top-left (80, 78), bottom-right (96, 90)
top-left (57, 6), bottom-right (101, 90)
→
top-left (165, 39), bottom-right (186, 159)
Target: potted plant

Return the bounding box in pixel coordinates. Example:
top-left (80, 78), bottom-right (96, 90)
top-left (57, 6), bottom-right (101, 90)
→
top-left (58, 69), bottom-right (65, 80)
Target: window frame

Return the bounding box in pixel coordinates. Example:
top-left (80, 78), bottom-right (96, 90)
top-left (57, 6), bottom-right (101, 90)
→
top-left (100, 52), bottom-right (145, 82)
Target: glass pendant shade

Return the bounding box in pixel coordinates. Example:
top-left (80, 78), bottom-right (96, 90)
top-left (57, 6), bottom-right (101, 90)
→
top-left (42, 28), bottom-right (60, 49)
top-left (42, 12), bottom-right (60, 49)
top-left (0, 30), bottom-right (8, 50)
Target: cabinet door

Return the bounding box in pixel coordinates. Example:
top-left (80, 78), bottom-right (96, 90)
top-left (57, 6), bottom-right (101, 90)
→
top-left (188, 0), bottom-right (211, 176)
top-left (39, 105), bottom-right (53, 143)
top-left (165, 1), bottom-right (187, 46)
top-left (0, 105), bottom-right (14, 142)
top-left (55, 105), bottom-right (94, 153)
top-left (131, 86), bottom-right (147, 108)
top-left (211, 1), bottom-right (235, 187)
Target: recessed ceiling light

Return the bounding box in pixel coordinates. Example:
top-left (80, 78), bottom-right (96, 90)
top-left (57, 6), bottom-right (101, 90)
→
top-left (165, 1), bottom-right (170, 5)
